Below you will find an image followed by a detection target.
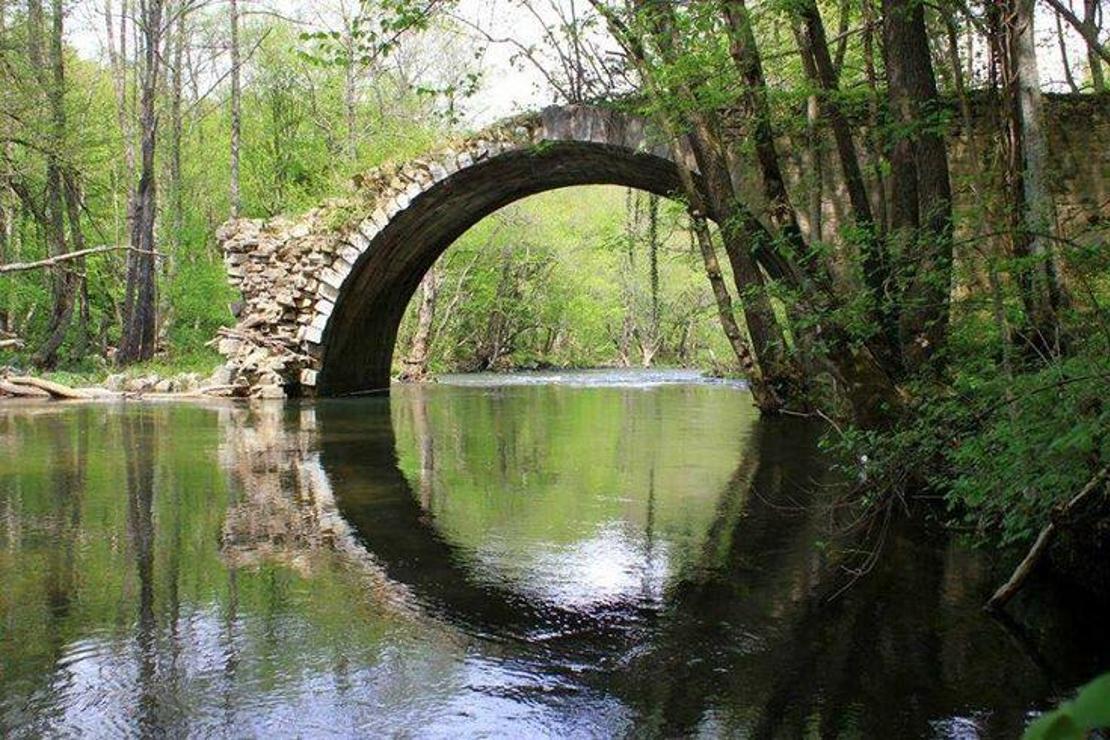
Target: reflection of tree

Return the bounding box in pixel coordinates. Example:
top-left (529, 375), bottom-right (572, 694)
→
top-left (44, 409), bottom-right (88, 671)
top-left (0, 397), bottom-right (1094, 735)
top-left (122, 408), bottom-right (158, 734)
top-left (621, 420), bottom-right (1054, 737)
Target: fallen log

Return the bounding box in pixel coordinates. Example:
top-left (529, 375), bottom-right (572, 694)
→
top-left (987, 465), bottom-right (1109, 611)
top-left (5, 376), bottom-right (97, 400)
top-left (0, 338), bottom-right (25, 349)
top-left (0, 379), bottom-right (51, 398)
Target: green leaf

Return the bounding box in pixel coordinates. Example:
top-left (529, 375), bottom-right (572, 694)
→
top-left (1024, 673), bottom-right (1110, 740)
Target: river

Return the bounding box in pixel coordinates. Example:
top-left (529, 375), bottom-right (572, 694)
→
top-left (1, 370), bottom-right (1106, 737)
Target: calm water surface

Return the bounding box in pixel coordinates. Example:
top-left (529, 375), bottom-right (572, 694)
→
top-left (1, 370), bottom-right (1106, 738)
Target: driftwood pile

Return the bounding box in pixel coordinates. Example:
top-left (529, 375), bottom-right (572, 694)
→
top-left (0, 369), bottom-right (254, 402)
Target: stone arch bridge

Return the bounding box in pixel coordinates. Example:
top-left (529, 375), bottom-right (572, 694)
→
top-left (216, 105), bottom-right (697, 397)
top-left (215, 99), bottom-right (1108, 398)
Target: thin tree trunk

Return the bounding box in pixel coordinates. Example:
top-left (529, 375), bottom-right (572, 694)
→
top-left (861, 0), bottom-right (889, 239)
top-left (596, 1), bottom-right (782, 408)
top-left (987, 466), bottom-right (1109, 611)
top-left (644, 192), bottom-right (660, 367)
top-left (229, 0), bottom-right (241, 218)
top-left (642, 1), bottom-right (797, 397)
top-left (1082, 0), bottom-right (1104, 91)
top-left (399, 266), bottom-right (439, 381)
top-left (1002, 0), bottom-right (1064, 352)
top-left (792, 2), bottom-right (898, 362)
top-left (105, 0), bottom-right (134, 260)
top-left (345, 51), bottom-right (357, 161)
top-left (0, 0), bottom-right (10, 333)
top-left (31, 0), bottom-right (77, 369)
top-left (106, 0), bottom-right (136, 178)
top-left (803, 94), bottom-right (823, 242)
top-left (62, 172), bottom-right (89, 356)
top-left (721, 2), bottom-right (810, 243)
top-left (691, 213), bottom-right (781, 411)
top-left (1056, 9), bottom-right (1080, 93)
top-left (118, 0), bottom-right (163, 364)
top-left (169, 1), bottom-right (185, 247)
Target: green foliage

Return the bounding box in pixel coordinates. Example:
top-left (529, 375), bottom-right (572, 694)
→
top-left (826, 322), bottom-right (1109, 547)
top-left (393, 186), bottom-right (737, 374)
top-left (0, 9), bottom-right (452, 373)
top-left (1024, 673), bottom-right (1110, 740)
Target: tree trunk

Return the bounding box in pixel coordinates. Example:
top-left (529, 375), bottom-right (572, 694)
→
top-left (169, 1), bottom-right (185, 247)
top-left (345, 50), bottom-right (357, 162)
top-left (882, 0), bottom-right (954, 374)
top-left (1083, 0), bottom-right (1104, 91)
top-left (31, 0), bottom-right (76, 369)
top-left (229, 0), bottom-right (241, 218)
top-left (690, 211), bottom-right (781, 412)
top-left (995, 0), bottom-right (1065, 353)
top-left (118, 0), bottom-right (163, 364)
top-left (1056, 10), bottom-right (1080, 93)
top-left (791, 0), bottom-right (895, 355)
top-left (1015, 0), bottom-right (1064, 349)
top-left (399, 266), bottom-right (439, 382)
top-left (643, 192), bottom-right (660, 367)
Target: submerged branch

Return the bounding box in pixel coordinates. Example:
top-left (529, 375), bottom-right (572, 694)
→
top-left (986, 465), bottom-right (1109, 611)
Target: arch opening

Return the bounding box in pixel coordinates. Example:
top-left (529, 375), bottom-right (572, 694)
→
top-left (318, 141), bottom-right (697, 395)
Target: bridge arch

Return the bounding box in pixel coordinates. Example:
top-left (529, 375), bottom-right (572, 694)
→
top-left (216, 105), bottom-right (700, 396)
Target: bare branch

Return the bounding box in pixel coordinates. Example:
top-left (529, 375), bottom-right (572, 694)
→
top-left (1041, 0), bottom-right (1110, 67)
top-left (0, 245), bottom-right (161, 274)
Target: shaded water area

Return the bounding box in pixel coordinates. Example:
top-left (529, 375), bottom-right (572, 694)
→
top-left (1, 370), bottom-right (1106, 737)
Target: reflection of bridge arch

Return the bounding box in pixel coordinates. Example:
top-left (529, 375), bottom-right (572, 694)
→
top-left (311, 396), bottom-right (833, 652)
top-left (316, 397), bottom-right (660, 648)
top-left (215, 396), bottom-right (1052, 735)
top-left (217, 396), bottom-right (831, 652)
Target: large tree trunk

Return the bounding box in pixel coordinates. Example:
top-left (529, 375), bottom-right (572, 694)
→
top-left (118, 0), bottom-right (163, 364)
top-left (882, 0), bottom-right (954, 374)
top-left (1013, 0), bottom-right (1064, 352)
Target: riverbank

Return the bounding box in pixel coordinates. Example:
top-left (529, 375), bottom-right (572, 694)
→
top-left (0, 360), bottom-right (242, 402)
